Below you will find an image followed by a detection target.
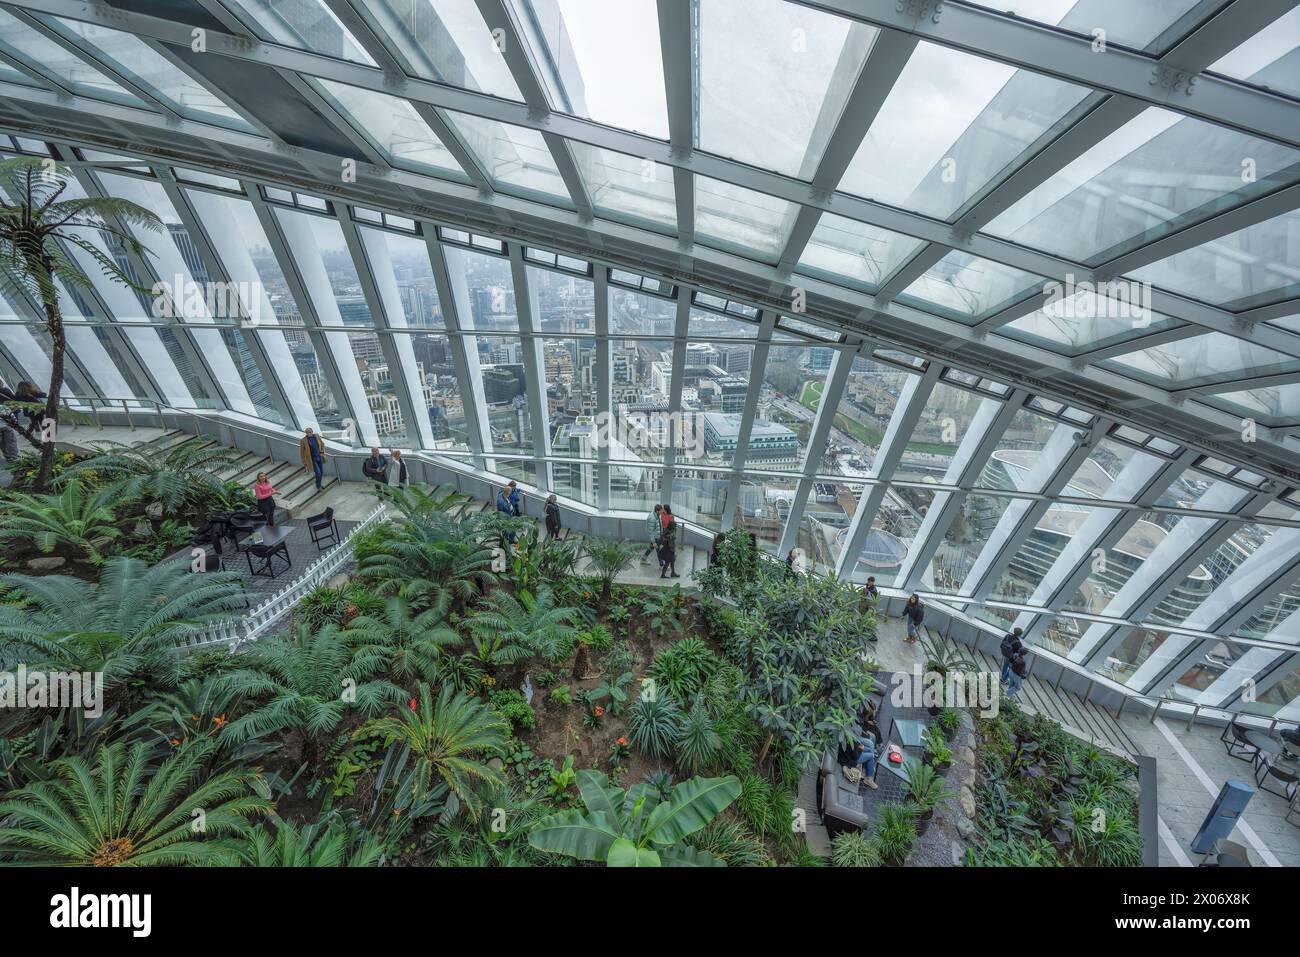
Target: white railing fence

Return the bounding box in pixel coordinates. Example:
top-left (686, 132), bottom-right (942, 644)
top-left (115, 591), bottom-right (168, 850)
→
top-left (172, 503), bottom-right (388, 655)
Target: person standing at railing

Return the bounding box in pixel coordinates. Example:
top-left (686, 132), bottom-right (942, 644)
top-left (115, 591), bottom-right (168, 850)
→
top-left (388, 449), bottom-right (409, 489)
top-left (253, 471), bottom-right (279, 527)
top-left (902, 593), bottom-right (925, 644)
top-left (362, 447), bottom-right (389, 489)
top-left (299, 427), bottom-right (328, 492)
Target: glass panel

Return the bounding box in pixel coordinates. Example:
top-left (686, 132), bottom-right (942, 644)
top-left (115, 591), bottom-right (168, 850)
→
top-left (814, 355), bottom-right (913, 476)
top-left (371, 0), bottom-right (521, 99)
top-left (986, 108), bottom-right (1300, 264)
top-left (314, 80), bottom-right (467, 179)
top-left (361, 226), bottom-right (444, 329)
top-left (443, 246), bottom-right (517, 332)
top-left (694, 175), bottom-right (798, 262)
top-left (837, 39), bottom-right (1090, 218)
top-left (610, 464), bottom-right (664, 513)
top-left (688, 307), bottom-right (758, 339)
top-left (49, 17), bottom-right (251, 129)
top-left (1102, 332), bottom-right (1300, 388)
top-left (0, 10), bottom-right (143, 105)
top-left (612, 338), bottom-right (673, 417)
top-left (1237, 666), bottom-right (1300, 718)
top-left (697, 0), bottom-right (877, 179)
top-left (898, 250), bottom-right (1043, 322)
top-left (610, 287), bottom-right (675, 337)
top-left (409, 330), bottom-right (469, 451)
top-left (1001, 289), bottom-right (1180, 354)
top-left (569, 142), bottom-right (675, 232)
top-left (527, 265), bottom-right (594, 335)
top-left (963, 0), bottom-right (1208, 53)
top-left (279, 210), bottom-right (374, 327)
top-left (672, 466), bottom-right (730, 533)
top-left (752, 343), bottom-right (833, 472)
top-left (540, 336), bottom-right (598, 453)
top-left (224, 0), bottom-right (376, 64)
top-left (915, 492), bottom-right (1021, 593)
top-left (1129, 209), bottom-right (1300, 309)
top-left (978, 406), bottom-right (1067, 493)
top-left (474, 335), bottom-right (532, 456)
top-left (442, 111), bottom-right (571, 205)
top-left (796, 212), bottom-right (924, 292)
top-left (510, 0), bottom-right (667, 138)
top-left (1209, 5), bottom-right (1300, 99)
top-left (1210, 383), bottom-right (1300, 426)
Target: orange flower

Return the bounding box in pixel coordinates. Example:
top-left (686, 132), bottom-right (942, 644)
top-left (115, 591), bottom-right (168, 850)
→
top-left (594, 706), bottom-right (604, 717)
top-left (617, 737), bottom-right (627, 746)
top-left (191, 714), bottom-right (200, 722)
top-left (169, 737), bottom-right (180, 747)
top-left (409, 697), bottom-right (418, 712)
top-left (212, 714), bottom-right (227, 729)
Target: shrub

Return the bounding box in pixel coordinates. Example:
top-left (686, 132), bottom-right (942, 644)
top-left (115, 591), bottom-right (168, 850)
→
top-left (489, 689), bottom-right (536, 731)
top-left (578, 623), bottom-right (613, 652)
top-left (675, 696), bottom-right (721, 773)
top-left (875, 802), bottom-right (919, 866)
top-left (832, 830), bottom-right (880, 868)
top-left (296, 585), bottom-right (351, 632)
top-left (627, 695), bottom-right (681, 759)
top-left (736, 774), bottom-right (772, 834)
top-left (649, 636), bottom-right (718, 702)
top-left (548, 685), bottom-right (572, 706)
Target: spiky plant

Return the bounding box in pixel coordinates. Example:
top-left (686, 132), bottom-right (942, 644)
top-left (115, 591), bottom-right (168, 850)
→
top-left (224, 815), bottom-right (383, 867)
top-left (0, 157), bottom-right (162, 491)
top-left (342, 595), bottom-right (463, 685)
top-left (628, 695), bottom-right (682, 759)
top-left (365, 682), bottom-right (508, 815)
top-left (467, 586), bottom-right (577, 667)
top-left (0, 739), bottom-right (267, 865)
top-left (214, 625), bottom-right (402, 766)
top-left (0, 557), bottom-right (245, 695)
top-left (358, 519), bottom-right (498, 613)
top-left (61, 436), bottom-right (244, 515)
top-left (675, 695), bottom-right (722, 774)
top-left (0, 481), bottom-right (121, 564)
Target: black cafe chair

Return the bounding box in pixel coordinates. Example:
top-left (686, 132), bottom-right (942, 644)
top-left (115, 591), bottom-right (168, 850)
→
top-left (307, 507), bottom-right (340, 550)
top-left (245, 540), bottom-right (290, 579)
top-left (1221, 717), bottom-right (1259, 762)
top-left (1255, 761), bottom-right (1299, 801)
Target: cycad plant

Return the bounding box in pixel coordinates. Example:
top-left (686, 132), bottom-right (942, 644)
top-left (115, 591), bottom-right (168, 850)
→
top-left (342, 595), bottom-right (464, 685)
top-left (62, 436), bottom-right (243, 516)
top-left (675, 695), bottom-right (722, 773)
top-left (224, 815), bottom-right (383, 867)
top-left (0, 557), bottom-right (245, 695)
top-left (0, 481), bottom-right (120, 565)
top-left (215, 625), bottom-right (402, 766)
top-left (359, 519), bottom-right (498, 613)
top-left (365, 682), bottom-right (508, 815)
top-left (0, 739), bottom-right (267, 865)
top-left (0, 157), bottom-right (162, 491)
top-left (528, 770), bottom-right (741, 867)
top-left (467, 586), bottom-right (577, 667)
top-left (582, 537), bottom-right (640, 606)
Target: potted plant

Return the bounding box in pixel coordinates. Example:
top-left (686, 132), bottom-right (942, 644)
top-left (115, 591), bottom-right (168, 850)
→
top-left (924, 725), bottom-right (953, 771)
top-left (874, 801), bottom-right (918, 866)
top-left (936, 707), bottom-right (961, 739)
top-left (902, 760), bottom-right (954, 836)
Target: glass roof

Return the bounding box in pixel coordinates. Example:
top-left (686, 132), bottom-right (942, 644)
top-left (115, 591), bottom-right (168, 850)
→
top-left (0, 9), bottom-right (143, 106)
top-left (796, 212), bottom-right (923, 292)
top-left (442, 111), bottom-right (571, 205)
top-left (1103, 332), bottom-right (1300, 388)
top-left (837, 39), bottom-right (1090, 219)
top-left (315, 79), bottom-right (467, 180)
top-left (1209, 5), bottom-right (1300, 98)
top-left (899, 251), bottom-right (1044, 322)
top-left (697, 0), bottom-right (878, 179)
top-left (371, 0), bottom-right (522, 100)
top-left (224, 0), bottom-right (377, 66)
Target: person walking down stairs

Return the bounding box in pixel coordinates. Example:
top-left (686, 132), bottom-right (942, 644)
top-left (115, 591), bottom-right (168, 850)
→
top-left (299, 427), bottom-right (328, 492)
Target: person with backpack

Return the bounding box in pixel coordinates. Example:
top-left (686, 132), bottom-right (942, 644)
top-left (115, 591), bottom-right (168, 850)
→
top-left (641, 504), bottom-right (663, 562)
top-left (1006, 651), bottom-right (1028, 699)
top-left (902, 593), bottom-right (925, 643)
top-left (1000, 627), bottom-right (1025, 683)
top-left (658, 517), bottom-right (679, 578)
top-left (544, 493), bottom-right (561, 541)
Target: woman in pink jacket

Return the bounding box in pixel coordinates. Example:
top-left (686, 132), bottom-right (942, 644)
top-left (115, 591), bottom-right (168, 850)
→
top-left (253, 471), bottom-right (279, 527)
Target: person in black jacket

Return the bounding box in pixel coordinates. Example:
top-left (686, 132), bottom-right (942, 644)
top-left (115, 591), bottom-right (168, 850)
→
top-left (902, 593), bottom-right (924, 643)
top-left (1000, 627), bottom-right (1025, 683)
top-left (361, 447), bottom-right (388, 488)
top-left (1006, 652), bottom-right (1028, 699)
top-left (544, 493), bottom-right (561, 541)
top-left (658, 519), bottom-right (679, 578)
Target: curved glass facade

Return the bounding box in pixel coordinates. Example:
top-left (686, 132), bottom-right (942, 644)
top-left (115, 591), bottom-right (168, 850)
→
top-left (0, 0), bottom-right (1298, 721)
